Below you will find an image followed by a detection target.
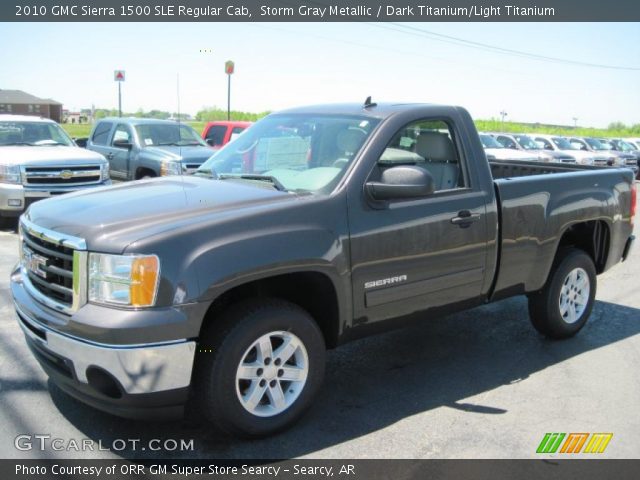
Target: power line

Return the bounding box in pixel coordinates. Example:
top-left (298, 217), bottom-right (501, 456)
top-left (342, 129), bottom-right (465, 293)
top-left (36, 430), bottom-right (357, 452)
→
top-left (370, 23), bottom-right (640, 72)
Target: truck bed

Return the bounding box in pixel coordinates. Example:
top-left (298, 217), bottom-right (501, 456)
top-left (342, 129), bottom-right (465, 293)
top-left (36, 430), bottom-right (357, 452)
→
top-left (488, 160), bottom-right (634, 299)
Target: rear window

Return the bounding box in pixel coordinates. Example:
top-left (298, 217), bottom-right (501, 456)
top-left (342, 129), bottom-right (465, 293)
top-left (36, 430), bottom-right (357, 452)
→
top-left (92, 122), bottom-right (113, 145)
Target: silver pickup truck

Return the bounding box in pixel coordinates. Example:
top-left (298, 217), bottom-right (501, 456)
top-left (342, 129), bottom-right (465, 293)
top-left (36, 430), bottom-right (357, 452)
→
top-left (0, 115), bottom-right (111, 226)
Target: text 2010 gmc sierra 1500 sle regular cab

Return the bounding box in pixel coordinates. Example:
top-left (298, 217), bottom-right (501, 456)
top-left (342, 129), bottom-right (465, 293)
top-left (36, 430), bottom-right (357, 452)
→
top-left (11, 102), bottom-right (636, 437)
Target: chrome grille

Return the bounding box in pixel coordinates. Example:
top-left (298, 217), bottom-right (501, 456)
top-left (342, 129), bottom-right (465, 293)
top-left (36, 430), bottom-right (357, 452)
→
top-left (22, 165), bottom-right (102, 186)
top-left (19, 217), bottom-right (87, 315)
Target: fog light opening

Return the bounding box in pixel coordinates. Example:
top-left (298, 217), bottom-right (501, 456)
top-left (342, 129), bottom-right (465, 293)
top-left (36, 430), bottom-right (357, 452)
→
top-left (8, 199), bottom-right (22, 207)
top-left (86, 366), bottom-right (123, 399)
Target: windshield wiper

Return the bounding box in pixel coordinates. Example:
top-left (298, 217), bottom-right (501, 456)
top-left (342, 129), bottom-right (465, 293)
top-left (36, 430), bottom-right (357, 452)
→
top-left (218, 174), bottom-right (287, 192)
top-left (1, 141), bottom-right (34, 146)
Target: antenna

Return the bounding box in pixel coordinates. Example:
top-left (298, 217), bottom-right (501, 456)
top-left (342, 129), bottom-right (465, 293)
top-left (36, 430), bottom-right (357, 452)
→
top-left (364, 96), bottom-right (377, 108)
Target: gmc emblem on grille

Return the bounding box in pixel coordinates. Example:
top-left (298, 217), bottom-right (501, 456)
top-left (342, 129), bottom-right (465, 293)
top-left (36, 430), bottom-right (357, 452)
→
top-left (23, 247), bottom-right (48, 279)
top-left (59, 170), bottom-right (74, 180)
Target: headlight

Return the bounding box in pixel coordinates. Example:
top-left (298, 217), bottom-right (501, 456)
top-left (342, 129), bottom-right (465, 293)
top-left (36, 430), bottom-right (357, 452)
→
top-left (89, 253), bottom-right (160, 307)
top-left (0, 164), bottom-right (21, 184)
top-left (160, 161), bottom-right (182, 176)
top-left (101, 163), bottom-right (110, 180)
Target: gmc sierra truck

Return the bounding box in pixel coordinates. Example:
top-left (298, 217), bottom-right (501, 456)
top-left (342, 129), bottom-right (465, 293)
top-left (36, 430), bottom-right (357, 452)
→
top-left (11, 102), bottom-right (636, 437)
top-left (85, 118), bottom-right (212, 180)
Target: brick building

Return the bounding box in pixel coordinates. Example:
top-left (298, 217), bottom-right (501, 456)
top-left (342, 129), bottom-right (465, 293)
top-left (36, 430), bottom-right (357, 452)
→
top-left (0, 89), bottom-right (63, 123)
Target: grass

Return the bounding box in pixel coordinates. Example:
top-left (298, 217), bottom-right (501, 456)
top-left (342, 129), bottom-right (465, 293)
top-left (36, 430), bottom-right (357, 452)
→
top-left (62, 120), bottom-right (638, 140)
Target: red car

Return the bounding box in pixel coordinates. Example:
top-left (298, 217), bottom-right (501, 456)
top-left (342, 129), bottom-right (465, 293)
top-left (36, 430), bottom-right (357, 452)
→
top-left (201, 121), bottom-right (252, 149)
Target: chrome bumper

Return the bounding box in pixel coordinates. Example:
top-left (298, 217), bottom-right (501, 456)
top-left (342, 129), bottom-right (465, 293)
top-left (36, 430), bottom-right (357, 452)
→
top-left (1, 180), bottom-right (112, 214)
top-left (14, 300), bottom-right (196, 395)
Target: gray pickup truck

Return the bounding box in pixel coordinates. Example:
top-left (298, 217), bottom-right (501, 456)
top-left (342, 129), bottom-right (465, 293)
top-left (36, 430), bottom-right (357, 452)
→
top-left (11, 102), bottom-right (635, 437)
top-left (0, 115), bottom-right (110, 227)
top-left (85, 118), bottom-right (213, 180)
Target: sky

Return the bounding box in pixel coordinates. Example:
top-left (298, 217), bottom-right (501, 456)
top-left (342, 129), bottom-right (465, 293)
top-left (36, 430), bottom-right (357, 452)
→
top-left (0, 22), bottom-right (639, 127)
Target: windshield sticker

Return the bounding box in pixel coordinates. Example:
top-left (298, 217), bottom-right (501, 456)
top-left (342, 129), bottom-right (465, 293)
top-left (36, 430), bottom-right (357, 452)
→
top-left (144, 138), bottom-right (154, 145)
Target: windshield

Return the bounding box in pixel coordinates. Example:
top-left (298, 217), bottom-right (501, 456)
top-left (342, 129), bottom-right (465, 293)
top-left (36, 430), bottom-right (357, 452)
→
top-left (0, 121), bottom-right (74, 146)
top-left (479, 134), bottom-right (504, 149)
top-left (585, 138), bottom-right (608, 150)
top-left (514, 135), bottom-right (539, 150)
top-left (196, 114), bottom-right (379, 193)
top-left (134, 123), bottom-right (206, 147)
top-left (552, 137), bottom-right (575, 150)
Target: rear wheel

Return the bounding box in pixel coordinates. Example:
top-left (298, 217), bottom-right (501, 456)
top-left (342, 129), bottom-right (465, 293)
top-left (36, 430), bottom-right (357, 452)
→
top-left (528, 248), bottom-right (596, 339)
top-left (193, 299), bottom-right (325, 437)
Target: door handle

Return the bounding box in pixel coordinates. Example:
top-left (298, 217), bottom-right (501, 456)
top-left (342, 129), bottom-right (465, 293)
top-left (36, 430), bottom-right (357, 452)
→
top-left (451, 210), bottom-right (481, 228)
top-left (106, 152), bottom-right (114, 160)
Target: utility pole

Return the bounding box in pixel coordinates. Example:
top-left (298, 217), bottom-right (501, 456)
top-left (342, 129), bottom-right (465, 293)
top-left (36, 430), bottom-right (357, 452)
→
top-left (572, 117), bottom-right (578, 128)
top-left (225, 61), bottom-right (235, 121)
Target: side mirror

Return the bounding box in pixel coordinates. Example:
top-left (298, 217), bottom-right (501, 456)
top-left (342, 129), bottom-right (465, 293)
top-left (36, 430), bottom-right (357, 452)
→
top-left (113, 138), bottom-right (133, 149)
top-left (206, 138), bottom-right (216, 147)
top-left (74, 137), bottom-right (88, 148)
top-left (366, 165), bottom-right (435, 201)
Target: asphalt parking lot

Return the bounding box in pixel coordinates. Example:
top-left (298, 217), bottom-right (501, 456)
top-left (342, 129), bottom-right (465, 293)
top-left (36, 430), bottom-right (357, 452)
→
top-left (1, 217), bottom-right (638, 460)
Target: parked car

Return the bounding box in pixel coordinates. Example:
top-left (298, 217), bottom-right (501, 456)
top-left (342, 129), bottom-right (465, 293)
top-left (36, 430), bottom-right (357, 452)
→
top-left (0, 115), bottom-right (110, 227)
top-left (86, 118), bottom-right (213, 181)
top-left (202, 121), bottom-right (252, 150)
top-left (491, 133), bottom-right (576, 163)
top-left (569, 137), bottom-right (637, 174)
top-left (478, 133), bottom-right (539, 161)
top-left (531, 134), bottom-right (602, 166)
top-left (12, 102), bottom-right (636, 437)
top-left (622, 138), bottom-right (640, 179)
top-left (598, 138), bottom-right (640, 175)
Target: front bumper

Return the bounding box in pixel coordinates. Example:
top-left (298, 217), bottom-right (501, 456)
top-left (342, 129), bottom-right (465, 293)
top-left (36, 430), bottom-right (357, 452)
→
top-left (0, 180), bottom-right (112, 217)
top-left (11, 266), bottom-right (196, 420)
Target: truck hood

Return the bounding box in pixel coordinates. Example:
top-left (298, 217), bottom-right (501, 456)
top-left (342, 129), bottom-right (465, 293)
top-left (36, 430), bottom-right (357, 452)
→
top-left (484, 148), bottom-right (538, 161)
top-left (25, 176), bottom-right (295, 252)
top-left (0, 145), bottom-right (107, 165)
top-left (143, 145), bottom-right (213, 164)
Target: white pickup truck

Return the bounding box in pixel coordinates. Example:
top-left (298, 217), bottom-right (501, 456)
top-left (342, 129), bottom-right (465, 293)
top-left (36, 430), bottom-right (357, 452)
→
top-left (0, 115), bottom-right (110, 226)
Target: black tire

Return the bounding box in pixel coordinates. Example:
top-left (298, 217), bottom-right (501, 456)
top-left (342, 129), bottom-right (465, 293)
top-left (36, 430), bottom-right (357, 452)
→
top-left (528, 248), bottom-right (597, 339)
top-left (193, 299), bottom-right (325, 437)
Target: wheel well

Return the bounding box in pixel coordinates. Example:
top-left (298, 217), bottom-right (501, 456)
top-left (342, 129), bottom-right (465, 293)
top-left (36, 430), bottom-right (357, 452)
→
top-left (135, 167), bottom-right (156, 179)
top-left (557, 220), bottom-right (609, 273)
top-left (201, 272), bottom-right (340, 348)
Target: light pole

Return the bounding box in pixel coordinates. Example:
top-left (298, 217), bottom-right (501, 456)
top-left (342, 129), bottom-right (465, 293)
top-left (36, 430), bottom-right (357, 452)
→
top-left (573, 117), bottom-right (578, 128)
top-left (500, 110), bottom-right (508, 125)
top-left (225, 61), bottom-right (235, 121)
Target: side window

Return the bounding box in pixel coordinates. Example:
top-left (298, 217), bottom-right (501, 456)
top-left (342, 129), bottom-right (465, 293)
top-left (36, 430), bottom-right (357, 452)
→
top-left (229, 126), bottom-right (245, 142)
top-left (91, 122), bottom-right (113, 146)
top-left (112, 124), bottom-right (132, 146)
top-left (536, 138), bottom-right (552, 150)
top-left (497, 136), bottom-right (516, 149)
top-left (376, 119), bottom-right (467, 192)
top-left (205, 125), bottom-right (227, 146)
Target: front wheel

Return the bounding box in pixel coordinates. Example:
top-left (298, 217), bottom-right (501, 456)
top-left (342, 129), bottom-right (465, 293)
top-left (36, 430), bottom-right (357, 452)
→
top-left (193, 299), bottom-right (325, 437)
top-left (528, 248), bottom-right (597, 339)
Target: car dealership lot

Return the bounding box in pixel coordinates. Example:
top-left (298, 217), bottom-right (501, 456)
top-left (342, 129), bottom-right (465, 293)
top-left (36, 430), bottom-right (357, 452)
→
top-left (1, 218), bottom-right (639, 460)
